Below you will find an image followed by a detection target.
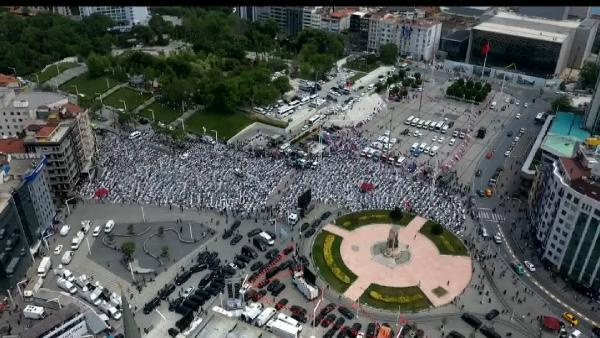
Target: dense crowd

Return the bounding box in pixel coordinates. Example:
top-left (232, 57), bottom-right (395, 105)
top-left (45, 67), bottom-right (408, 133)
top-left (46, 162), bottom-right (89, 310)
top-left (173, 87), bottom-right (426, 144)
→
top-left (81, 127), bottom-right (468, 234)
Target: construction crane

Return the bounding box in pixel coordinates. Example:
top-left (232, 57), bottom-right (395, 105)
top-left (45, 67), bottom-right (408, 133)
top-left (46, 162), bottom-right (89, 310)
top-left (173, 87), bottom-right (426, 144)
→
top-left (500, 63), bottom-right (517, 95)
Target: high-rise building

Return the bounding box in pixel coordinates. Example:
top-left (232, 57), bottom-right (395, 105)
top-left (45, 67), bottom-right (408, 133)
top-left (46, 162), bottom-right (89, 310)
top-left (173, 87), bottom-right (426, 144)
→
top-left (529, 144), bottom-right (600, 290)
top-left (79, 6), bottom-right (149, 27)
top-left (368, 12), bottom-right (442, 62)
top-left (584, 72), bottom-right (600, 133)
top-left (349, 11), bottom-right (373, 52)
top-left (515, 6), bottom-right (591, 21)
top-left (0, 153), bottom-right (55, 290)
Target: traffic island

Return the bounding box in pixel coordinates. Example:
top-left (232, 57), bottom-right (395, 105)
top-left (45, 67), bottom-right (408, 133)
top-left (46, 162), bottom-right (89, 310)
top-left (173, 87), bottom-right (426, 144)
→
top-left (312, 230), bottom-right (357, 293)
top-left (358, 284), bottom-right (433, 312)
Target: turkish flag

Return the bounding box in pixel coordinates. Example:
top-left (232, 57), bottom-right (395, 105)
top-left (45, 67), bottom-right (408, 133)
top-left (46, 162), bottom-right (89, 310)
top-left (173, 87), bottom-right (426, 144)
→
top-left (481, 40), bottom-right (491, 55)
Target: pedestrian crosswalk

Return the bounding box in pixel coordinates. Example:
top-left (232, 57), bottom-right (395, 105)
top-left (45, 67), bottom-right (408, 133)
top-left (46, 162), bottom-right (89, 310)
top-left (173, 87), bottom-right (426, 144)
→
top-left (476, 209), bottom-right (505, 222)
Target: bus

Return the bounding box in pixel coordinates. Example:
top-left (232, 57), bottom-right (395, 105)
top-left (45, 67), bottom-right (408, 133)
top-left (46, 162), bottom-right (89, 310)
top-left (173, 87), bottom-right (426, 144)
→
top-left (535, 113), bottom-right (545, 123)
top-left (289, 100), bottom-right (300, 108)
top-left (435, 121), bottom-right (444, 131)
top-left (308, 115), bottom-right (321, 125)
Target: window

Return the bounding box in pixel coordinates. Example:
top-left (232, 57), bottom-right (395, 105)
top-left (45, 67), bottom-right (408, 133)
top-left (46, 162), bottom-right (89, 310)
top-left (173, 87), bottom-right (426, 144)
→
top-left (562, 231), bottom-right (568, 237)
top-left (573, 197), bottom-right (580, 205)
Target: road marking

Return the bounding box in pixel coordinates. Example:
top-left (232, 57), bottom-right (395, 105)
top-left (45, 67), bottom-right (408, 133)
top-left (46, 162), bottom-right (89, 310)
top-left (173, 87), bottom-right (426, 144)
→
top-left (496, 224), bottom-right (599, 328)
top-left (477, 211), bottom-right (505, 223)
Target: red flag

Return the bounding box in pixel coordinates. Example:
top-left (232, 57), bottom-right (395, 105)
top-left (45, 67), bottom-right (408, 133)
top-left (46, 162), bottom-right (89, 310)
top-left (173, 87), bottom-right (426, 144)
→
top-left (481, 40), bottom-right (491, 55)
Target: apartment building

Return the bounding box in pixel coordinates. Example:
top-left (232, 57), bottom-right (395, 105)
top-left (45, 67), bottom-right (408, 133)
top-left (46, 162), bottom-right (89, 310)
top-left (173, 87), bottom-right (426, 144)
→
top-left (530, 144), bottom-right (600, 290)
top-left (368, 13), bottom-right (442, 62)
top-left (303, 6), bottom-right (325, 30)
top-left (79, 6), bottom-right (149, 27)
top-left (0, 88), bottom-right (67, 138)
top-left (23, 121), bottom-right (82, 203)
top-left (320, 9), bottom-right (354, 33)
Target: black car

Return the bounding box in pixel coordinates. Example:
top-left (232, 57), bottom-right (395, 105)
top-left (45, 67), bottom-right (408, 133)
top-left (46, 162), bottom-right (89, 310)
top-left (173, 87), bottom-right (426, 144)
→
top-left (247, 228), bottom-right (262, 237)
top-left (191, 263), bottom-right (207, 273)
top-left (168, 298), bottom-right (183, 312)
top-left (242, 245), bottom-right (258, 259)
top-left (314, 313), bottom-right (326, 327)
top-left (321, 211), bottom-right (332, 220)
top-left (175, 270), bottom-right (192, 286)
top-left (300, 222), bottom-right (310, 232)
top-left (350, 323), bottom-right (362, 336)
top-left (485, 309), bottom-right (499, 320)
top-left (592, 326), bottom-right (600, 337)
top-left (159, 283), bottom-right (176, 300)
top-left (235, 254), bottom-right (251, 264)
top-left (253, 237), bottom-right (268, 251)
top-left (304, 228), bottom-right (316, 238)
top-left (507, 131), bottom-right (513, 137)
top-left (233, 258), bottom-right (246, 269)
top-left (143, 297), bottom-right (161, 314)
top-left (198, 274), bottom-right (212, 288)
top-left (271, 283), bottom-right (286, 296)
top-left (205, 287), bottom-right (220, 296)
top-left (250, 261), bottom-right (264, 272)
top-left (197, 251), bottom-right (211, 263)
top-left (366, 323), bottom-right (378, 338)
top-left (291, 313), bottom-right (308, 323)
top-left (230, 220), bottom-right (241, 231)
top-left (337, 326), bottom-right (350, 338)
top-left (447, 331), bottom-right (466, 338)
top-left (324, 327), bottom-right (337, 338)
top-left (253, 289), bottom-right (267, 301)
top-left (222, 265), bottom-right (236, 276)
top-left (290, 305), bottom-right (307, 317)
top-left (222, 229), bottom-right (233, 240)
top-left (168, 328), bottom-right (179, 337)
top-left (311, 219), bottom-right (322, 228)
top-left (208, 258), bottom-right (221, 269)
top-left (267, 279), bottom-right (281, 292)
top-left (475, 169), bottom-right (481, 177)
top-left (322, 313), bottom-right (337, 327)
top-left (337, 306), bottom-right (354, 320)
top-left (230, 234), bottom-right (243, 246)
top-left (334, 317), bottom-right (346, 330)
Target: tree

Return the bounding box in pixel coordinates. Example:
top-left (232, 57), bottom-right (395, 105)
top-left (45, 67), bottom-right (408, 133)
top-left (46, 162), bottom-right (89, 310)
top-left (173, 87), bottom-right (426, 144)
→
top-left (379, 43), bottom-right (398, 65)
top-left (121, 242), bottom-right (136, 261)
top-left (390, 207), bottom-right (403, 221)
top-left (465, 80), bottom-right (474, 89)
top-left (579, 62), bottom-right (599, 89)
top-left (127, 224), bottom-right (134, 235)
top-left (87, 53), bottom-right (110, 78)
top-left (552, 95), bottom-right (572, 112)
top-left (414, 72), bottom-right (421, 81)
top-left (431, 223), bottom-right (443, 236)
top-left (474, 81), bottom-right (482, 91)
top-left (272, 76), bottom-right (292, 94)
top-left (559, 81), bottom-right (566, 91)
top-left (483, 82), bottom-right (492, 93)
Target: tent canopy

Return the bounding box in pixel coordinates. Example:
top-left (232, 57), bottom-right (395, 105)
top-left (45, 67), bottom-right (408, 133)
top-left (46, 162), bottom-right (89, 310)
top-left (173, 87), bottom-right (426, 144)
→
top-left (360, 182), bottom-right (375, 192)
top-left (541, 316), bottom-right (561, 331)
top-left (95, 187), bottom-right (109, 198)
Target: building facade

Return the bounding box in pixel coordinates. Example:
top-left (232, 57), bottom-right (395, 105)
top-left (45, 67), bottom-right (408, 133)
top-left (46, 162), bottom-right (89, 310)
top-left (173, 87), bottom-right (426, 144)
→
top-left (0, 153), bottom-right (55, 290)
top-left (439, 30), bottom-right (470, 62)
top-left (79, 6), bottom-right (149, 27)
top-left (585, 73), bottom-right (600, 134)
top-left (349, 11), bottom-right (372, 51)
top-left (0, 88), bottom-right (68, 138)
top-left (530, 147), bottom-right (600, 290)
top-left (368, 13), bottom-right (442, 62)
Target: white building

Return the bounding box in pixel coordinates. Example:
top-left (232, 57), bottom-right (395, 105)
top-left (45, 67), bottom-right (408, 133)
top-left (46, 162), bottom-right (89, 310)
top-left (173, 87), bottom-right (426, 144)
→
top-left (79, 6), bottom-right (149, 27)
top-left (368, 13), bottom-right (442, 62)
top-left (0, 88), bottom-right (68, 137)
top-left (320, 9), bottom-right (354, 33)
top-left (530, 144), bottom-right (600, 291)
top-left (302, 6), bottom-right (324, 30)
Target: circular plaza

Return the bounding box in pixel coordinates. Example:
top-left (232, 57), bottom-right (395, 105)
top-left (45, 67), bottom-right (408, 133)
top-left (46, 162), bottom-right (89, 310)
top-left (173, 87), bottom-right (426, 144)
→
top-left (312, 210), bottom-right (472, 312)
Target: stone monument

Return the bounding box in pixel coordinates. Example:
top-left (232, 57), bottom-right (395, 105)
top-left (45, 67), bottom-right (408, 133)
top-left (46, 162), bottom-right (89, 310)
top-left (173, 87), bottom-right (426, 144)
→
top-left (384, 226), bottom-right (401, 257)
top-left (372, 225), bottom-right (411, 267)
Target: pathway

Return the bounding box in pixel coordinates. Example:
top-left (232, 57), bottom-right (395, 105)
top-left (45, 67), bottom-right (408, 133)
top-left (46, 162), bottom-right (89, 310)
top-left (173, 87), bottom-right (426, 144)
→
top-left (323, 217), bottom-right (472, 307)
top-left (44, 64), bottom-right (87, 88)
top-left (132, 96), bottom-right (156, 115)
top-left (98, 83), bottom-right (128, 101)
top-left (169, 109), bottom-right (196, 128)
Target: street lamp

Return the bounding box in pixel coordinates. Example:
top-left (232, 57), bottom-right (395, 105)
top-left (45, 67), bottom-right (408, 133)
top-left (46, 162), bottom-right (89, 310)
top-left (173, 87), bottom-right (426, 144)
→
top-left (34, 73), bottom-right (40, 85)
top-left (179, 118), bottom-right (185, 131)
top-left (210, 129), bottom-right (218, 142)
top-left (119, 99), bottom-right (127, 112)
top-left (70, 85), bottom-right (79, 97)
top-left (94, 92), bottom-right (104, 105)
top-left (148, 109), bottom-right (155, 122)
top-left (65, 196), bottom-right (76, 215)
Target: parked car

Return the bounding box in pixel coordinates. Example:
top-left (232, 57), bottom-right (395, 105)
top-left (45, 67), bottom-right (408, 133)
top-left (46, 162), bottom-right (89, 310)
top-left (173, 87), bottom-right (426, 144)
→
top-left (485, 309), bottom-right (499, 320)
top-left (338, 306), bottom-right (354, 320)
top-left (275, 298), bottom-right (288, 310)
top-left (54, 245), bottom-right (63, 255)
top-left (60, 225), bottom-right (70, 236)
top-left (304, 228), bottom-right (316, 238)
top-left (247, 228), bottom-right (262, 237)
top-left (562, 312), bottom-right (579, 326)
top-left (230, 234), bottom-right (242, 246)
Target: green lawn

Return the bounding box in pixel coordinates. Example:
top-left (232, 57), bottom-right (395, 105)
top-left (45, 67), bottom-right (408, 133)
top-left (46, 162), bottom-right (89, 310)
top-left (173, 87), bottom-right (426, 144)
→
top-left (359, 283), bottom-right (433, 312)
top-left (312, 231), bottom-right (357, 293)
top-left (60, 74), bottom-right (119, 98)
top-left (139, 101), bottom-right (183, 124)
top-left (345, 59), bottom-right (380, 73)
top-left (419, 220), bottom-right (469, 256)
top-left (103, 87), bottom-right (152, 112)
top-left (347, 71), bottom-right (366, 84)
top-left (31, 62), bottom-right (79, 83)
top-left (334, 210), bottom-right (415, 230)
top-left (186, 108), bottom-right (253, 141)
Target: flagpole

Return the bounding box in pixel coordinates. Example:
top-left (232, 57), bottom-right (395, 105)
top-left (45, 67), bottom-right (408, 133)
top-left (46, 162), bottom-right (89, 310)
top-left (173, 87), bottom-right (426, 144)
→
top-left (481, 51), bottom-right (488, 79)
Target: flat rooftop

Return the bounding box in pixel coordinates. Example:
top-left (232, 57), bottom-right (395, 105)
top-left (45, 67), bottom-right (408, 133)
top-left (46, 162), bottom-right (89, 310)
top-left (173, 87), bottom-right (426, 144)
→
top-left (542, 111), bottom-right (590, 158)
top-left (474, 10), bottom-right (580, 42)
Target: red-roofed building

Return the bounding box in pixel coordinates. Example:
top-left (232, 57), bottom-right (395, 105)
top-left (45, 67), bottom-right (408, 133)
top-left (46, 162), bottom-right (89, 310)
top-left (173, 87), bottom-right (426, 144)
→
top-left (321, 8), bottom-right (356, 32)
top-left (0, 138), bottom-right (25, 154)
top-left (0, 74), bottom-right (20, 88)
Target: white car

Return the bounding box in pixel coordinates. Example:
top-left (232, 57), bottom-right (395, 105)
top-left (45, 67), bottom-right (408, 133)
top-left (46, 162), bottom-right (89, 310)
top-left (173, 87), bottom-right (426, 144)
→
top-left (59, 225), bottom-right (71, 236)
top-left (519, 128), bottom-right (526, 134)
top-left (524, 261), bottom-right (535, 272)
top-left (413, 131), bottom-right (419, 137)
top-left (301, 125), bottom-right (309, 131)
top-left (493, 233), bottom-right (502, 244)
top-left (432, 135), bottom-right (437, 142)
top-left (504, 150), bottom-right (511, 157)
top-left (514, 136), bottom-right (520, 142)
top-left (515, 101), bottom-right (520, 106)
top-left (515, 113), bottom-right (521, 119)
top-left (452, 130), bottom-right (459, 137)
top-left (438, 136), bottom-right (445, 143)
top-left (383, 130), bottom-right (391, 136)
top-left (523, 102), bottom-right (528, 108)
top-left (389, 138), bottom-right (397, 144)
top-left (63, 269), bottom-right (75, 282)
top-left (54, 244), bottom-right (63, 255)
top-left (449, 138), bottom-right (456, 146)
top-left (182, 287), bottom-right (195, 299)
top-left (505, 97), bottom-right (510, 103)
top-left (92, 226), bottom-right (101, 237)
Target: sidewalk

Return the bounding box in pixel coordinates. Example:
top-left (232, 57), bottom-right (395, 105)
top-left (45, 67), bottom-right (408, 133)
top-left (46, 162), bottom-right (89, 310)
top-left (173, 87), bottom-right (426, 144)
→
top-left (44, 64), bottom-right (87, 88)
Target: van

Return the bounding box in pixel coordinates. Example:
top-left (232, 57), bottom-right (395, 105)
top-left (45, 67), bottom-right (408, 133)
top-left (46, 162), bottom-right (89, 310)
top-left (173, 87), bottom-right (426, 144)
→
top-left (104, 220), bottom-right (115, 233)
top-left (57, 277), bottom-right (77, 294)
top-left (490, 101), bottom-right (497, 110)
top-left (430, 146), bottom-right (439, 156)
top-left (258, 232), bottom-right (275, 246)
top-left (405, 115), bottom-right (414, 125)
top-left (23, 305), bottom-right (46, 320)
top-left (419, 143), bottom-right (427, 152)
top-left (410, 143), bottom-right (419, 152)
top-left (128, 131), bottom-right (142, 140)
top-left (61, 251), bottom-right (73, 265)
top-left (417, 120), bottom-right (424, 129)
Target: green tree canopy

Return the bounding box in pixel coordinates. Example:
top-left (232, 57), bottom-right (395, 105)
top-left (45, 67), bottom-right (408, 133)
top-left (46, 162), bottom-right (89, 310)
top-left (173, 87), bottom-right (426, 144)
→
top-left (121, 242), bottom-right (136, 260)
top-left (86, 53), bottom-right (110, 78)
top-left (580, 62), bottom-right (599, 89)
top-left (379, 43), bottom-right (398, 65)
top-left (552, 95), bottom-right (572, 112)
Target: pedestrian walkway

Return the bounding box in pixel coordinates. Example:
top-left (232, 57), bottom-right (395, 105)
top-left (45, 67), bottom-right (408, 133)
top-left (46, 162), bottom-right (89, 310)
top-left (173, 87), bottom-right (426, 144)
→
top-left (132, 96), bottom-right (156, 115)
top-left (477, 208), bottom-right (506, 223)
top-left (44, 64), bottom-right (87, 88)
top-left (99, 83), bottom-right (128, 101)
top-left (169, 109), bottom-right (196, 128)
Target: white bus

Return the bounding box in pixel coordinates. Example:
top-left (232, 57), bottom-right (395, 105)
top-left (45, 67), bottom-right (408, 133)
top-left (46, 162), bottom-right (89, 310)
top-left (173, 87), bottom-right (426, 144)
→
top-left (308, 115), bottom-right (321, 125)
top-left (441, 125), bottom-right (449, 134)
top-left (256, 307), bottom-right (277, 327)
top-left (289, 100), bottom-right (300, 108)
top-left (435, 121), bottom-right (444, 131)
top-left (405, 115), bottom-right (414, 125)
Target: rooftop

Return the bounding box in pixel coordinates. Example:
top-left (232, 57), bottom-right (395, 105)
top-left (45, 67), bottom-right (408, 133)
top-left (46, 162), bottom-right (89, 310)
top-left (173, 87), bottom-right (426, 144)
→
top-left (0, 73), bottom-right (19, 86)
top-left (0, 138), bottom-right (25, 154)
top-left (443, 29), bottom-right (471, 41)
top-left (541, 111), bottom-right (590, 158)
top-left (63, 103), bottom-right (84, 114)
top-left (22, 303), bottom-right (81, 338)
top-left (0, 89), bottom-right (67, 110)
top-left (559, 157), bottom-right (600, 201)
top-left (25, 121), bottom-right (71, 144)
top-left (442, 6), bottom-right (491, 18)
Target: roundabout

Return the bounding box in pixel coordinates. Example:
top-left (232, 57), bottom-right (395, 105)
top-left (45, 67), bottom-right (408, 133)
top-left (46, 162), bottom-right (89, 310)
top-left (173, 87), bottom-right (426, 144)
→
top-left (312, 210), bottom-right (472, 312)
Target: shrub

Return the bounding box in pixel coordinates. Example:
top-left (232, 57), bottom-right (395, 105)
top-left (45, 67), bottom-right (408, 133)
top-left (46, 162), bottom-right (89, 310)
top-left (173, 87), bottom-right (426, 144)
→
top-left (323, 235), bottom-right (352, 284)
top-left (431, 222), bottom-right (444, 236)
top-left (121, 242), bottom-right (136, 261)
top-left (127, 224), bottom-right (134, 235)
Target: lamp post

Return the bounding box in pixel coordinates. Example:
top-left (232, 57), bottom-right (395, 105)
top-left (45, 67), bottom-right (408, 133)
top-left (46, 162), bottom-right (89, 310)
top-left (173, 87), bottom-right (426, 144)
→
top-left (119, 99), bottom-right (127, 112)
top-left (211, 129), bottom-right (218, 142)
top-left (16, 280), bottom-right (27, 298)
top-left (94, 92), bottom-right (104, 105)
top-left (65, 196), bottom-right (76, 215)
top-left (148, 109), bottom-right (155, 122)
top-left (179, 118), bottom-right (185, 131)
top-left (106, 78), bottom-right (110, 90)
top-left (312, 294), bottom-right (323, 336)
top-left (71, 85), bottom-right (79, 97)
top-left (55, 64), bottom-right (60, 75)
top-left (34, 73), bottom-right (40, 85)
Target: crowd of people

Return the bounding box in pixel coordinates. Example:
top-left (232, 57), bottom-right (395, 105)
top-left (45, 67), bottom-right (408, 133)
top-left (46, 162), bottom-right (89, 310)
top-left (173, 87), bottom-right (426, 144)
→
top-left (81, 122), bottom-right (468, 236)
